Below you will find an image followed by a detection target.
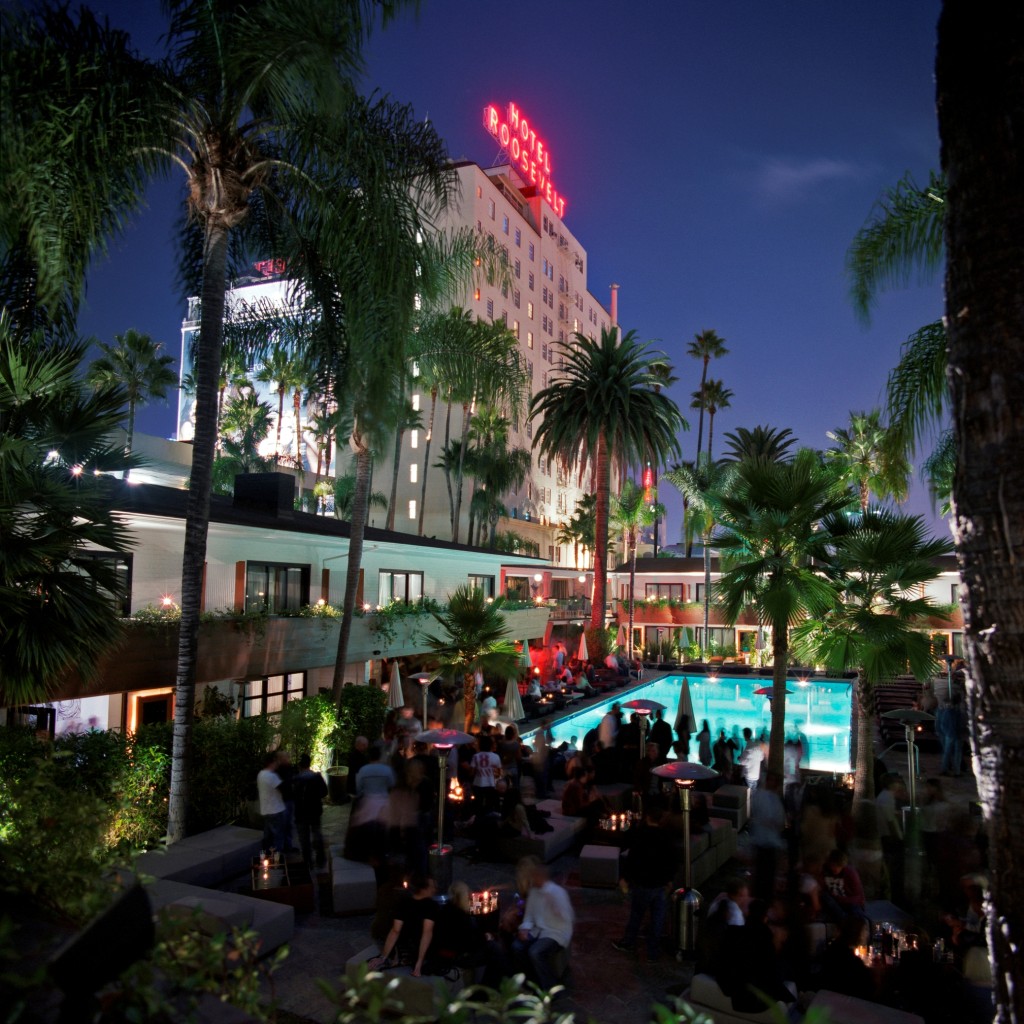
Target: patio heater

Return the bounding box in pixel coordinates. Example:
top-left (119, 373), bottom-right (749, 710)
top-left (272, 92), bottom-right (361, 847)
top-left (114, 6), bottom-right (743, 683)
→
top-left (622, 698), bottom-right (666, 775)
top-left (419, 728), bottom-right (474, 898)
top-left (411, 672), bottom-right (436, 731)
top-left (942, 653), bottom-right (957, 700)
top-left (653, 761), bottom-right (718, 955)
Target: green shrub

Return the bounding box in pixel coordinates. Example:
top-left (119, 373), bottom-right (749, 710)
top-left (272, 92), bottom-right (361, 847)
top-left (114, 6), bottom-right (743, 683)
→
top-left (278, 694), bottom-right (349, 774)
top-left (338, 684), bottom-right (387, 749)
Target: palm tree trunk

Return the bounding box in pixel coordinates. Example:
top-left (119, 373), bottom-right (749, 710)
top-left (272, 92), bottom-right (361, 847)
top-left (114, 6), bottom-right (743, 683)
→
top-left (441, 396), bottom-right (455, 531)
top-left (463, 671), bottom-right (476, 734)
top-left (417, 387), bottom-right (438, 536)
top-left (451, 401), bottom-right (471, 543)
top-left (702, 533), bottom-right (712, 660)
top-left (332, 432), bottom-right (372, 705)
top-left (767, 624), bottom-right (788, 776)
top-left (707, 409), bottom-right (716, 461)
top-left (168, 220), bottom-right (230, 844)
top-left (386, 424), bottom-right (404, 531)
top-left (293, 388), bottom-right (302, 468)
top-left (627, 528), bottom-right (637, 659)
top-left (125, 399), bottom-right (136, 481)
top-left (853, 673), bottom-right (876, 804)
top-left (275, 387), bottom-right (285, 460)
top-left (590, 433), bottom-right (610, 632)
top-left (695, 358), bottom-right (709, 460)
top-left (938, 5), bottom-right (1024, 1013)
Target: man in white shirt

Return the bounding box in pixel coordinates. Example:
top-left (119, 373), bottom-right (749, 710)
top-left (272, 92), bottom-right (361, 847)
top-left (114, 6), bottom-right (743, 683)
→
top-left (515, 862), bottom-right (574, 990)
top-left (257, 751), bottom-right (286, 852)
top-left (738, 727), bottom-right (765, 789)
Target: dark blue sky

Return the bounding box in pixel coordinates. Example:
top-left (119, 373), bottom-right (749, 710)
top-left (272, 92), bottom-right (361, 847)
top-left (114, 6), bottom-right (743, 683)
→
top-left (78, 1), bottom-right (947, 538)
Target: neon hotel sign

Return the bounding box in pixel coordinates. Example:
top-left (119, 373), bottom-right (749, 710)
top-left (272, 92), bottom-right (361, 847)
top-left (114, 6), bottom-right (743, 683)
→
top-left (482, 102), bottom-right (566, 219)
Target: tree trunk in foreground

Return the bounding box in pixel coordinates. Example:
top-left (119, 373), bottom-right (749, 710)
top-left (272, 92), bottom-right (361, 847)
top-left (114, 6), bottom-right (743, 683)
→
top-left (937, 4), bottom-right (1024, 1019)
top-left (168, 221), bottom-right (230, 843)
top-left (766, 625), bottom-right (788, 778)
top-left (590, 434), bottom-right (610, 632)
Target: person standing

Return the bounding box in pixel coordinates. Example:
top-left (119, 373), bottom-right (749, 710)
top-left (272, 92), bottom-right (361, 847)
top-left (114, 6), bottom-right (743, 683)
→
top-left (649, 709), bottom-right (673, 764)
top-left (514, 862), bottom-right (574, 991)
top-left (256, 751), bottom-right (286, 853)
top-left (876, 773), bottom-right (906, 903)
top-left (613, 801), bottom-right (676, 960)
top-left (749, 771), bottom-right (787, 901)
top-left (697, 719), bottom-right (712, 767)
top-left (936, 692), bottom-right (968, 777)
top-left (470, 734), bottom-right (503, 816)
top-left (292, 753), bottom-right (328, 872)
top-left (738, 726), bottom-right (765, 790)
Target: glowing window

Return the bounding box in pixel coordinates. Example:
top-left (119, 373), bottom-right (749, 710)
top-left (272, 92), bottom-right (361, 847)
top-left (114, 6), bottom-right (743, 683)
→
top-left (410, 463), bottom-right (418, 483)
top-left (410, 429), bottom-right (419, 450)
top-left (408, 500), bottom-right (417, 519)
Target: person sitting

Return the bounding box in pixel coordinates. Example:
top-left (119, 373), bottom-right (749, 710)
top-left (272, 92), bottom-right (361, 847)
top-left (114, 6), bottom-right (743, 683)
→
top-left (819, 848), bottom-right (866, 923)
top-left (817, 913), bottom-right (876, 999)
top-left (714, 899), bottom-right (797, 1015)
top-left (561, 765), bottom-right (609, 827)
top-left (512, 862), bottom-right (574, 992)
top-left (431, 882), bottom-right (484, 980)
top-left (698, 876), bottom-right (750, 976)
top-left (369, 873), bottom-right (439, 977)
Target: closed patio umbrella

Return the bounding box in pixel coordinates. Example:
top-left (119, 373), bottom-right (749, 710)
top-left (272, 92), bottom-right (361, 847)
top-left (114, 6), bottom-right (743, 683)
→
top-left (675, 676), bottom-right (695, 735)
top-left (576, 631), bottom-right (589, 662)
top-left (504, 677), bottom-right (526, 722)
top-left (616, 624), bottom-right (627, 649)
top-left (519, 640), bottom-right (533, 670)
top-left (387, 662), bottom-right (404, 709)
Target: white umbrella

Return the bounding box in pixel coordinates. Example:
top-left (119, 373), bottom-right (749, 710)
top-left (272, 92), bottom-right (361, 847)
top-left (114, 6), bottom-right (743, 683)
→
top-left (504, 677), bottom-right (526, 722)
top-left (674, 676), bottom-right (695, 735)
top-left (387, 662), bottom-right (404, 709)
top-left (519, 639), bottom-right (533, 670)
top-left (576, 631), bottom-right (589, 662)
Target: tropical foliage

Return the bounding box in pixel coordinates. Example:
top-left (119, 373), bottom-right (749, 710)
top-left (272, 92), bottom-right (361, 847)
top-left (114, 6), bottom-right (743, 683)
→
top-left (419, 585), bottom-right (520, 733)
top-left (712, 450), bottom-right (853, 774)
top-left (530, 327), bottom-right (686, 631)
top-left (824, 409), bottom-right (909, 513)
top-left (612, 480), bottom-right (664, 657)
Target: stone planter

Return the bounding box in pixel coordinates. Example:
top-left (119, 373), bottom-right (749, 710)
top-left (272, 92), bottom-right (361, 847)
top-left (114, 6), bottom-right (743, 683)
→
top-left (327, 766), bottom-right (350, 805)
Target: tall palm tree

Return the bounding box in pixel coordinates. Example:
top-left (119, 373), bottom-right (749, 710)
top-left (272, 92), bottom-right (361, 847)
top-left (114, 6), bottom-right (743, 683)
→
top-left (255, 347), bottom-right (307, 465)
top-left (530, 327), bottom-right (686, 633)
top-left (721, 425), bottom-right (797, 463)
top-left (86, 330), bottom-right (177, 475)
top-left (712, 450), bottom-right (853, 775)
top-left (419, 585), bottom-right (520, 733)
top-left (700, 378), bottom-right (733, 460)
top-left (686, 329), bottom-right (729, 461)
top-left (790, 510), bottom-right (951, 805)
top-left (0, 321), bottom-right (137, 704)
top-left (825, 409), bottom-right (909, 513)
top-left (148, 0), bottom-right (425, 842)
top-left (611, 480), bottom-right (664, 658)
top-left (664, 456), bottom-right (732, 660)
top-left (937, 4), bottom-right (1024, 1013)
top-left (332, 472), bottom-right (387, 522)
top-left (385, 399), bottom-right (421, 531)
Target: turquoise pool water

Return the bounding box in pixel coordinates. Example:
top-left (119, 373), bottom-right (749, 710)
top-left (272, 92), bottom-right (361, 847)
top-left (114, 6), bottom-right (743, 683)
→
top-left (523, 674), bottom-right (853, 772)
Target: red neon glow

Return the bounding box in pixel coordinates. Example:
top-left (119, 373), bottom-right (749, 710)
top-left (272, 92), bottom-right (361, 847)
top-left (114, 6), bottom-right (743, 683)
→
top-left (253, 258), bottom-right (287, 278)
top-left (642, 465), bottom-right (654, 503)
top-left (482, 102), bottom-right (566, 218)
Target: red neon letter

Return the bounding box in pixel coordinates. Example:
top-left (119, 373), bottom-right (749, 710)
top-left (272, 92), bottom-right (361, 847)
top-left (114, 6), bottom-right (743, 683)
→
top-left (508, 102), bottom-right (520, 131)
top-left (484, 105), bottom-right (499, 137)
top-left (499, 123), bottom-right (510, 147)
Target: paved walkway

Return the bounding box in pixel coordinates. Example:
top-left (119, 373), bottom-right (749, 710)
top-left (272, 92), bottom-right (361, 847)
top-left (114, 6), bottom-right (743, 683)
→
top-left (255, 741), bottom-right (981, 1024)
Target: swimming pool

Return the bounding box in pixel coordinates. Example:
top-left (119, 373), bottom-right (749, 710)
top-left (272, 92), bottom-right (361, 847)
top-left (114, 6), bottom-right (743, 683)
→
top-left (523, 674), bottom-right (854, 772)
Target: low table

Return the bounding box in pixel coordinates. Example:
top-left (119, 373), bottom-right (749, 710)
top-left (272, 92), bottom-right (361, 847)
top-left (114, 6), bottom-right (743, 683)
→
top-left (251, 857), bottom-right (315, 913)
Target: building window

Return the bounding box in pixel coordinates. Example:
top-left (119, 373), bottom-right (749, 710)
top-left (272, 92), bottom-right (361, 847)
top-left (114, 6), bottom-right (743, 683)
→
top-left (502, 215), bottom-right (509, 234)
top-left (528, 272), bottom-right (535, 290)
top-left (527, 301), bottom-right (534, 319)
top-left (467, 574), bottom-right (495, 598)
top-left (411, 393), bottom-right (420, 411)
top-left (486, 298), bottom-right (494, 318)
top-left (474, 287), bottom-right (481, 301)
top-left (408, 499), bottom-right (417, 519)
top-left (77, 550), bottom-right (133, 616)
top-left (410, 429), bottom-right (418, 449)
top-left (488, 199), bottom-right (495, 220)
top-left (379, 570), bottom-right (424, 605)
top-left (512, 319), bottom-right (520, 338)
top-left (528, 242), bottom-right (535, 261)
top-left (476, 185), bottom-right (482, 198)
top-left (646, 583), bottom-right (685, 600)
top-left (245, 562), bottom-right (309, 613)
top-left (242, 673), bottom-right (305, 717)
top-left (514, 259), bottom-right (521, 278)
top-left (515, 228), bottom-right (522, 246)
top-left (410, 462), bottom-right (418, 483)
top-left (527, 331), bottom-right (534, 349)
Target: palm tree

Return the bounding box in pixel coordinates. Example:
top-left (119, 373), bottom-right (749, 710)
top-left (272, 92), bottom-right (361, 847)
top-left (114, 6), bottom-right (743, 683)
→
top-left (86, 330), bottom-right (177, 475)
top-left (686, 329), bottom-right (729, 461)
top-left (937, 5), bottom-right (1024, 1013)
top-left (0, 320), bottom-right (137, 704)
top-left (721, 425), bottom-right (797, 463)
top-left (791, 510), bottom-right (951, 805)
top-left (211, 392), bottom-right (274, 493)
top-left (419, 585), bottom-right (520, 733)
top-left (255, 347), bottom-right (307, 465)
top-left (612, 480), bottom-right (665, 658)
top-left (148, 1), bottom-right (425, 842)
top-left (385, 399), bottom-right (421, 531)
top-left (825, 409), bottom-right (909, 513)
top-left (700, 378), bottom-right (733, 460)
top-left (712, 450), bottom-right (853, 775)
top-left (332, 472), bottom-right (387, 522)
top-left (530, 327), bottom-right (686, 633)
top-left (664, 456), bottom-right (732, 660)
